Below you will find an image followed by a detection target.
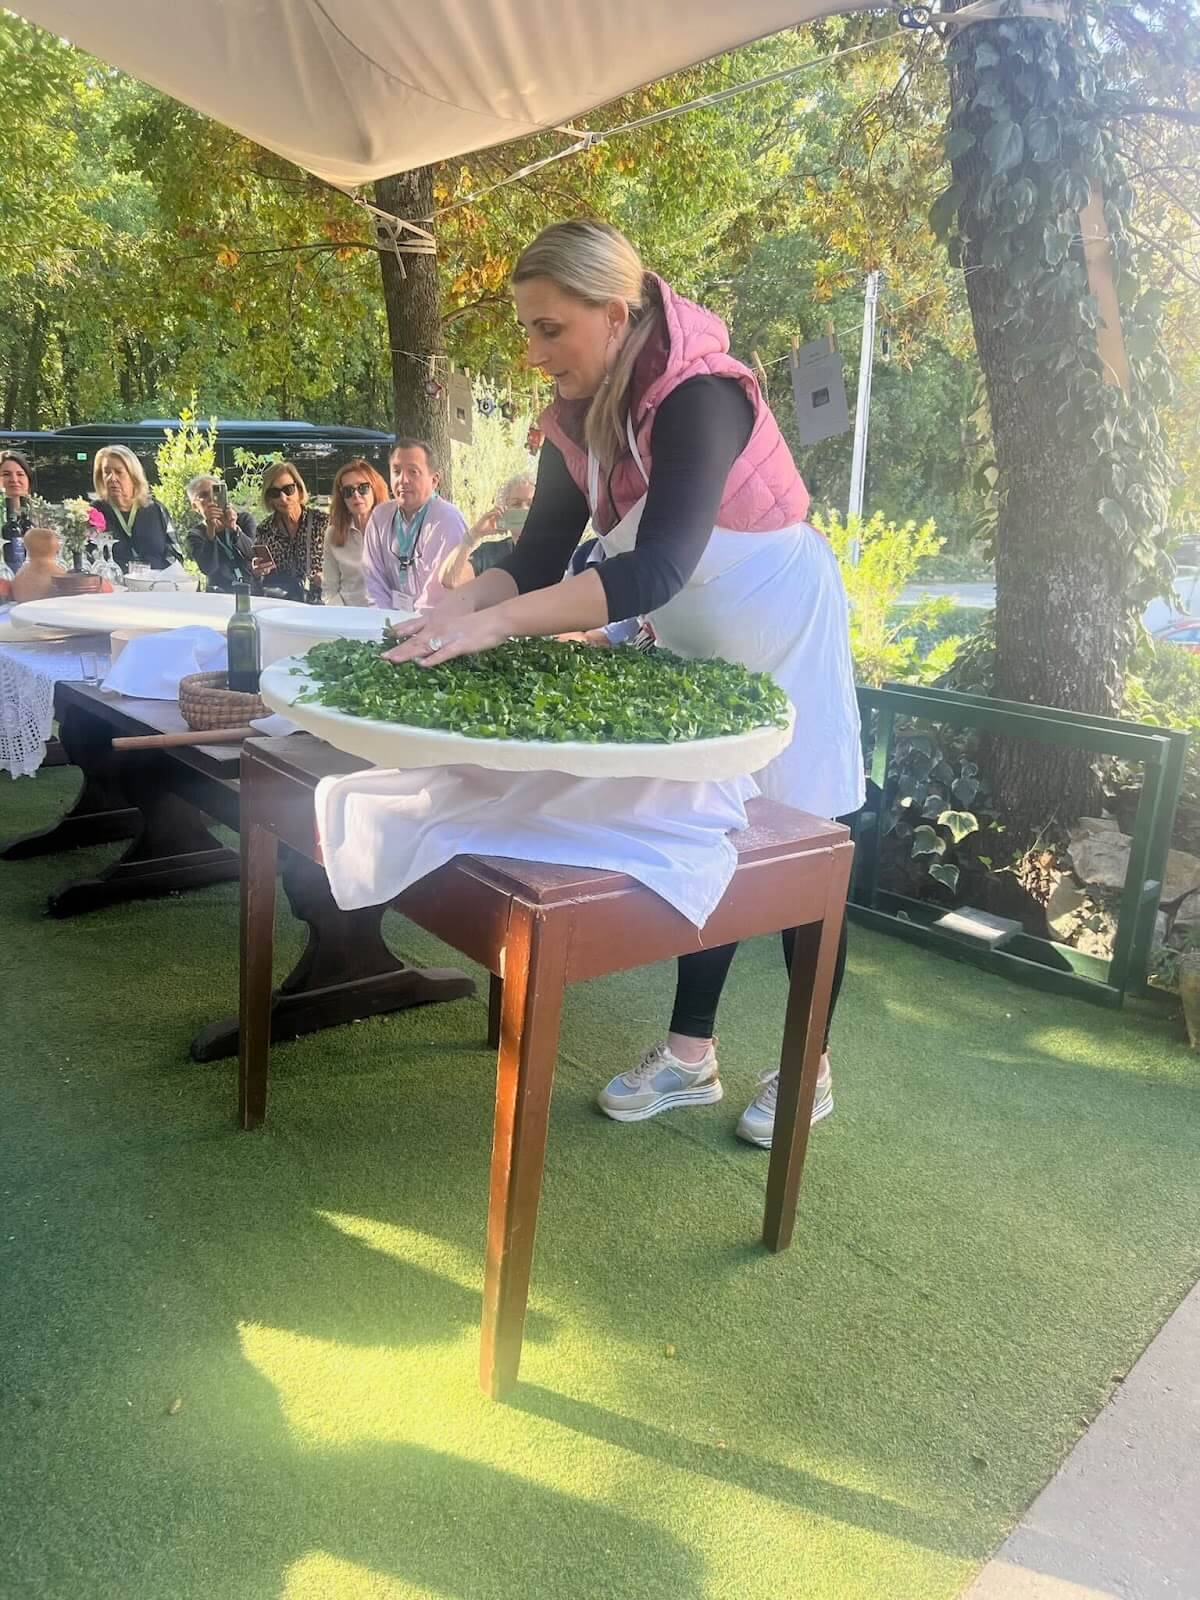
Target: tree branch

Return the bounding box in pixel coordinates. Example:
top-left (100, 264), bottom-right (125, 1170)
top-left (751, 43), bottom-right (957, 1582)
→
top-left (1114, 101), bottom-right (1200, 127)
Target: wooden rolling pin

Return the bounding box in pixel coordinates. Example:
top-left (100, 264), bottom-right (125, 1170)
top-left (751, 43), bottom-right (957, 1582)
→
top-left (111, 726), bottom-right (257, 750)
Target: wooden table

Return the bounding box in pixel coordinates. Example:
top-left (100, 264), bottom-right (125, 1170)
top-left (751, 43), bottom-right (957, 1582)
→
top-left (238, 736), bottom-right (854, 1398)
top-left (0, 682), bottom-right (474, 1057)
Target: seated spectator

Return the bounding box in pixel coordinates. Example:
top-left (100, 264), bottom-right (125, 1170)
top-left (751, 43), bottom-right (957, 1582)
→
top-left (253, 460), bottom-right (328, 602)
top-left (323, 458), bottom-right (388, 606)
top-left (444, 473), bottom-right (536, 588)
top-left (361, 438), bottom-right (466, 613)
top-left (1, 449), bottom-right (34, 568)
top-left (186, 475), bottom-right (256, 593)
top-left (92, 445), bottom-right (179, 570)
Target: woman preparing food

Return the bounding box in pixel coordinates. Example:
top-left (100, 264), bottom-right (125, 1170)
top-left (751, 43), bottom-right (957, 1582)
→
top-left (387, 219), bottom-right (862, 1147)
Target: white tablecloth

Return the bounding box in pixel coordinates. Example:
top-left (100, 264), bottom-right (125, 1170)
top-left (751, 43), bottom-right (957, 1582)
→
top-left (0, 634), bottom-right (111, 778)
top-left (314, 764), bottom-right (759, 928)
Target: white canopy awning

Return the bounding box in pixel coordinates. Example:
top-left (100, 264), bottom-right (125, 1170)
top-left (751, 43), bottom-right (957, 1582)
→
top-left (14, 0), bottom-right (874, 187)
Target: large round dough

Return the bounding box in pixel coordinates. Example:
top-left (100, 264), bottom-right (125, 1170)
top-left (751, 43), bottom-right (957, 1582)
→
top-left (260, 652), bottom-right (796, 782)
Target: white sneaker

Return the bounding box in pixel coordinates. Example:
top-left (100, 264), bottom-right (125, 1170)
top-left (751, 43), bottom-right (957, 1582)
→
top-left (735, 1057), bottom-right (834, 1148)
top-left (597, 1040), bottom-right (723, 1122)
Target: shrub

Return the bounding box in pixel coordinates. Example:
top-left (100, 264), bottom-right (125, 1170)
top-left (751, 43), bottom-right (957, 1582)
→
top-left (814, 508), bottom-right (967, 687)
top-left (155, 407), bottom-right (217, 525)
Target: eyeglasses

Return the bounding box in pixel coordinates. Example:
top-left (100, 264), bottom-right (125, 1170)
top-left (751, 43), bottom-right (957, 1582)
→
top-left (340, 482), bottom-right (373, 500)
top-left (266, 482), bottom-right (299, 499)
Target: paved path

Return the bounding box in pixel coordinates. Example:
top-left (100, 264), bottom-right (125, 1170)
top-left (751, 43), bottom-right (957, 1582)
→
top-left (960, 1279), bottom-right (1200, 1599)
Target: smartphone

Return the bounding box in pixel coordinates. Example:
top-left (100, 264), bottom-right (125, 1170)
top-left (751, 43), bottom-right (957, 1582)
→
top-left (252, 542), bottom-right (273, 565)
top-left (213, 480), bottom-right (230, 514)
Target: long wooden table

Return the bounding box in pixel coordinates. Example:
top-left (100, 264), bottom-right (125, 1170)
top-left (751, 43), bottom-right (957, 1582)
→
top-left (0, 682), bottom-right (474, 1057)
top-left (237, 735), bottom-right (854, 1398)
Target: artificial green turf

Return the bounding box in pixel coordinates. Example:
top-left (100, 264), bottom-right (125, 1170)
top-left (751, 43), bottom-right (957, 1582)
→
top-left (2, 766), bottom-right (1199, 1600)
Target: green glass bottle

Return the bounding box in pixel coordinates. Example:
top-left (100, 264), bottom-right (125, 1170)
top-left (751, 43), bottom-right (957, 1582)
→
top-left (226, 583), bottom-right (261, 693)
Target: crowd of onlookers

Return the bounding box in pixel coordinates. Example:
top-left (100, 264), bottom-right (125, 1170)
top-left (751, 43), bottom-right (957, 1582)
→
top-left (0, 437), bottom-right (538, 612)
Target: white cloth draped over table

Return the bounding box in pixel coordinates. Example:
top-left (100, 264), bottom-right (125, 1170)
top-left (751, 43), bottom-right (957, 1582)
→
top-left (314, 765), bottom-right (760, 929)
top-left (0, 634), bottom-right (111, 778)
top-left (100, 626), bottom-right (227, 700)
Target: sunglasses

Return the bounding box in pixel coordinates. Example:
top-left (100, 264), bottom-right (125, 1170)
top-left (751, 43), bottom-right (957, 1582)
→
top-left (266, 482), bottom-right (299, 499)
top-left (340, 481), bottom-right (373, 500)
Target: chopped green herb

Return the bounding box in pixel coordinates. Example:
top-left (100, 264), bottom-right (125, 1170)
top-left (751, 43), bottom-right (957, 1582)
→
top-left (293, 635), bottom-right (789, 745)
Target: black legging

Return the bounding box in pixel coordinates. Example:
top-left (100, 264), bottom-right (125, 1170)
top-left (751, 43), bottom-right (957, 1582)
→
top-left (669, 810), bottom-right (858, 1050)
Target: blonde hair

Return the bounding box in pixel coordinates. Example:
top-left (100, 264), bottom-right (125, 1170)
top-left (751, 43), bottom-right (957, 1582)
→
top-left (513, 220), bottom-right (664, 467)
top-left (261, 459), bottom-right (309, 510)
top-left (93, 445), bottom-right (151, 507)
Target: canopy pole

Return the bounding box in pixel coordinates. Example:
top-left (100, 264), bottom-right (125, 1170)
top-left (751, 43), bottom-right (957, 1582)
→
top-left (847, 269), bottom-right (879, 561)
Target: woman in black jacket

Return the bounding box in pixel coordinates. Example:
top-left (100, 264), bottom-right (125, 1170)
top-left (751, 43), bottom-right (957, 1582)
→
top-left (91, 446), bottom-right (180, 571)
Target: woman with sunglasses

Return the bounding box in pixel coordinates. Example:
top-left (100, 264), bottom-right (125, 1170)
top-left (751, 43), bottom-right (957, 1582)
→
top-left (323, 459), bottom-right (388, 606)
top-left (253, 460), bottom-right (328, 602)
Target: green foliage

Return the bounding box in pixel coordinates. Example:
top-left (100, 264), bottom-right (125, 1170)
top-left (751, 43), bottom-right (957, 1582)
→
top-left (448, 394), bottom-right (537, 527)
top-left (154, 408), bottom-right (217, 524)
top-left (229, 449), bottom-right (278, 517)
top-left (934, 7), bottom-right (1177, 617)
top-left (297, 636), bottom-right (791, 744)
top-left (817, 508), bottom-right (968, 686)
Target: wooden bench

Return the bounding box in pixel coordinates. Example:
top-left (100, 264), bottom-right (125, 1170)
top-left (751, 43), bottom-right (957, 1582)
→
top-left (238, 735), bottom-right (853, 1398)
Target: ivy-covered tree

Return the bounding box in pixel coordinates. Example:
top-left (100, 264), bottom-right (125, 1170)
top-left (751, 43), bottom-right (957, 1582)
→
top-left (935, 0), bottom-right (1181, 833)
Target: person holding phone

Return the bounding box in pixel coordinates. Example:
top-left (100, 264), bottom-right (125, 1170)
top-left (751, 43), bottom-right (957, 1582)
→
top-left (186, 475), bottom-right (256, 593)
top-left (443, 472), bottom-right (536, 588)
top-left (253, 460), bottom-right (328, 602)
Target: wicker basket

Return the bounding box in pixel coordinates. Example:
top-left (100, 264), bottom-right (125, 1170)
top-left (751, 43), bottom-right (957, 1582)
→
top-left (178, 670), bottom-right (267, 731)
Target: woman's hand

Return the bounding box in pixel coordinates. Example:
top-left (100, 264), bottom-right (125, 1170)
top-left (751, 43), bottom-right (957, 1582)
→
top-left (466, 506), bottom-right (501, 547)
top-left (383, 593), bottom-right (510, 667)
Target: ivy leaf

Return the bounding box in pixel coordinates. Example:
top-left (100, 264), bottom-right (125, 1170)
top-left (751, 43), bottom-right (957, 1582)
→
top-left (937, 810), bottom-right (979, 844)
top-left (1099, 498), bottom-right (1129, 537)
top-left (973, 41), bottom-right (1000, 68)
top-left (929, 184), bottom-right (964, 240)
top-left (1027, 115), bottom-right (1061, 163)
top-left (951, 776), bottom-right (980, 807)
top-left (928, 862), bottom-right (961, 894)
top-left (983, 119), bottom-right (1025, 176)
top-left (1043, 223), bottom-right (1071, 266)
top-left (944, 128), bottom-right (976, 160)
top-left (911, 826), bottom-right (946, 859)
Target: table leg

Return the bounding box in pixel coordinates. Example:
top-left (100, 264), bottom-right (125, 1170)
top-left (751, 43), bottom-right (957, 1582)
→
top-left (763, 845), bottom-right (854, 1253)
top-left (480, 900), bottom-right (567, 1400)
top-left (238, 808), bottom-right (278, 1130)
top-left (487, 972), bottom-right (503, 1049)
top-left (46, 748), bottom-right (239, 917)
top-left (191, 846), bottom-right (475, 1062)
top-left (0, 701), bottom-right (139, 860)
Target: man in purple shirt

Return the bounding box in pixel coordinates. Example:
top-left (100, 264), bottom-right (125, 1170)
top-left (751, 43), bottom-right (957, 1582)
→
top-left (361, 438), bottom-right (468, 614)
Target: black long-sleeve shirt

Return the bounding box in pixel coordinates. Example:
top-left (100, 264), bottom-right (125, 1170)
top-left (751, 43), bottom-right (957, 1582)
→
top-left (498, 376), bottom-right (754, 623)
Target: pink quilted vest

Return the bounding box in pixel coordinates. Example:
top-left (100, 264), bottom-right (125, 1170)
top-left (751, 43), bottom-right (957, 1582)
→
top-left (540, 274), bottom-right (809, 534)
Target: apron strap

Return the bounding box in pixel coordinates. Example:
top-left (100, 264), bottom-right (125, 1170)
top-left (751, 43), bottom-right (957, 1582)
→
top-left (626, 413), bottom-right (650, 487)
top-left (586, 413), bottom-right (650, 514)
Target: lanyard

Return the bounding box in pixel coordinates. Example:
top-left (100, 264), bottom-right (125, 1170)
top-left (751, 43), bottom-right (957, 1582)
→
top-left (109, 503), bottom-right (135, 541)
top-left (391, 497), bottom-right (433, 569)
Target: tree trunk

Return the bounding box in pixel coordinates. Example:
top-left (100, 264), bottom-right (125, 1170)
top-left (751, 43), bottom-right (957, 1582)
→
top-left (20, 305), bottom-right (47, 429)
top-left (3, 333), bottom-right (20, 428)
top-left (59, 325), bottom-right (81, 426)
top-left (946, 8), bottom-right (1123, 840)
top-left (373, 168), bottom-right (450, 491)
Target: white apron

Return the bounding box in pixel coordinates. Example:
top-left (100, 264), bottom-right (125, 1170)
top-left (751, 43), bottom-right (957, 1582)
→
top-left (587, 421), bottom-right (864, 820)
